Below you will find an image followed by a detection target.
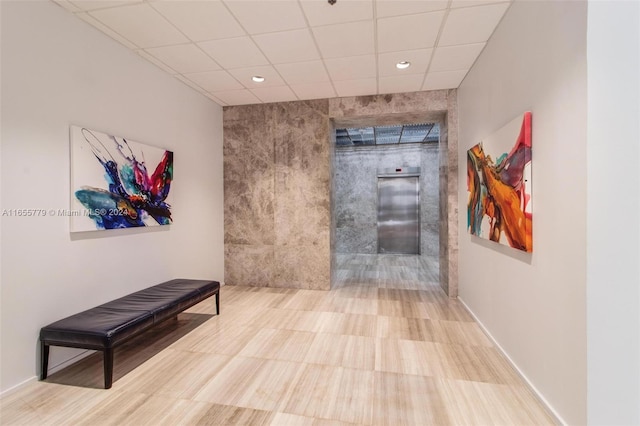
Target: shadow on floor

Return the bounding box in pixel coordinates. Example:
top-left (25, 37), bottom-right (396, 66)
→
top-left (44, 313), bottom-right (213, 389)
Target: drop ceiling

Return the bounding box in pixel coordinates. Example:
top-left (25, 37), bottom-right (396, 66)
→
top-left (52, 0), bottom-right (511, 107)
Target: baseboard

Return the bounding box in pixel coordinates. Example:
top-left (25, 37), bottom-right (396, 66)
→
top-left (457, 296), bottom-right (567, 426)
top-left (0, 349), bottom-right (95, 399)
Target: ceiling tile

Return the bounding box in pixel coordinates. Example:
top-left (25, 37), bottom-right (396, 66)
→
top-left (429, 43), bottom-right (485, 72)
top-left (275, 61), bottom-right (330, 85)
top-left (150, 0), bottom-right (245, 41)
top-left (378, 48), bottom-right (433, 77)
top-left (438, 2), bottom-right (510, 46)
top-left (290, 82), bottom-right (337, 100)
top-left (333, 78), bottom-right (377, 97)
top-left (198, 37), bottom-right (269, 69)
top-left (377, 11), bottom-right (445, 52)
top-left (250, 86), bottom-right (298, 103)
top-left (300, 0), bottom-right (373, 27)
top-left (312, 21), bottom-right (375, 59)
top-left (175, 73), bottom-right (210, 92)
top-left (76, 12), bottom-right (138, 49)
top-left (450, 0), bottom-right (510, 8)
top-left (183, 70), bottom-right (244, 92)
top-left (89, 3), bottom-right (188, 48)
top-left (253, 29), bottom-right (320, 64)
top-left (224, 0), bottom-right (307, 35)
top-left (69, 0), bottom-right (142, 11)
top-left (212, 89), bottom-right (261, 105)
top-left (144, 44), bottom-right (220, 74)
top-left (228, 65), bottom-right (285, 89)
top-left (137, 49), bottom-right (178, 74)
top-left (53, 1), bottom-right (83, 13)
top-left (378, 74), bottom-right (424, 94)
top-left (203, 92), bottom-right (227, 106)
top-left (422, 70), bottom-right (468, 90)
top-left (324, 55), bottom-right (376, 81)
top-left (375, 0), bottom-right (448, 18)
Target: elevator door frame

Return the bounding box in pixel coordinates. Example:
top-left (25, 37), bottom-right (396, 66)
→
top-left (377, 171), bottom-right (421, 255)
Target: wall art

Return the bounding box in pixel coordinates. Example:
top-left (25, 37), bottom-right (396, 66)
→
top-left (70, 126), bottom-right (173, 232)
top-left (467, 112), bottom-right (532, 252)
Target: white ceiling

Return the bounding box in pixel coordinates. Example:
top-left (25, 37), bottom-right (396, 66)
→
top-left (52, 0), bottom-right (511, 107)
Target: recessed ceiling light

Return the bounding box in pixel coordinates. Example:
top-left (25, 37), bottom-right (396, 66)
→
top-left (252, 75), bottom-right (265, 83)
top-left (396, 61), bottom-right (411, 70)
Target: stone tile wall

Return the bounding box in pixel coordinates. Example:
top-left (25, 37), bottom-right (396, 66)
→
top-left (224, 90), bottom-right (458, 296)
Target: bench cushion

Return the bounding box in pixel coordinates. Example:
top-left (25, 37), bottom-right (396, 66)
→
top-left (40, 279), bottom-right (219, 349)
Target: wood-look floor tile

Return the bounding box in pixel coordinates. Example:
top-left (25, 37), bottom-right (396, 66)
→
top-left (114, 349), bottom-right (232, 399)
top-left (192, 357), bottom-right (302, 412)
top-left (281, 290), bottom-right (333, 311)
top-left (304, 333), bottom-right (375, 370)
top-left (281, 364), bottom-right (373, 425)
top-left (373, 371), bottom-right (451, 425)
top-left (270, 412), bottom-right (356, 425)
top-left (316, 312), bottom-right (377, 337)
top-left (246, 308), bottom-right (325, 332)
top-left (377, 316), bottom-right (438, 341)
top-left (180, 324), bottom-right (260, 356)
top-left (320, 297), bottom-right (377, 315)
top-left (437, 379), bottom-right (556, 425)
top-left (179, 402), bottom-right (274, 426)
top-left (423, 301), bottom-right (475, 322)
top-left (238, 329), bottom-right (315, 363)
top-left (377, 299), bottom-right (430, 319)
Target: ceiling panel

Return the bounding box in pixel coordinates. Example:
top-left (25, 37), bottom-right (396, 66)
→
top-left (89, 3), bottom-right (188, 48)
top-left (224, 0), bottom-right (307, 35)
top-left (150, 0), bottom-right (245, 42)
top-left (290, 82), bottom-right (337, 100)
top-left (69, 0), bottom-right (142, 11)
top-left (253, 29), bottom-right (320, 64)
top-left (423, 70), bottom-right (468, 90)
top-left (429, 43), bottom-right (485, 72)
top-left (300, 0), bottom-right (373, 26)
top-left (333, 78), bottom-right (378, 97)
top-left (375, 0), bottom-right (448, 18)
top-left (145, 44), bottom-right (220, 74)
top-left (212, 89), bottom-right (261, 106)
top-left (438, 2), bottom-right (510, 46)
top-left (183, 70), bottom-right (244, 92)
top-left (53, 0), bottom-right (513, 106)
top-left (276, 60), bottom-right (330, 86)
top-left (312, 20), bottom-right (375, 59)
top-left (198, 37), bottom-right (269, 70)
top-left (377, 11), bottom-right (445, 53)
top-left (250, 86), bottom-right (298, 103)
top-left (378, 74), bottom-right (425, 94)
top-left (324, 54), bottom-right (377, 81)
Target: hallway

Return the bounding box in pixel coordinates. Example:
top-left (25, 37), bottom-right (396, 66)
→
top-left (1, 255), bottom-right (555, 425)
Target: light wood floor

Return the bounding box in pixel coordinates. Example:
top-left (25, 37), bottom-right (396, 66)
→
top-left (1, 254), bottom-right (556, 425)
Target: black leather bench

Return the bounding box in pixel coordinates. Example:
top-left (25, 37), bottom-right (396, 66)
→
top-left (40, 279), bottom-right (220, 389)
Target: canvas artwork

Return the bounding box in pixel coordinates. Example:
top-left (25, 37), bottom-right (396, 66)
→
top-left (467, 112), bottom-right (532, 252)
top-left (70, 126), bottom-right (173, 232)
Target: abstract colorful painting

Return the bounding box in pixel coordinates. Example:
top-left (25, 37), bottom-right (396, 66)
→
top-left (467, 112), bottom-right (532, 252)
top-left (70, 126), bottom-right (173, 232)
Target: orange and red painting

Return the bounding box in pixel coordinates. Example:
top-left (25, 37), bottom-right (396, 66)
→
top-left (467, 112), bottom-right (532, 252)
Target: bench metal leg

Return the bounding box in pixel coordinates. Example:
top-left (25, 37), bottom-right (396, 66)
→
top-left (104, 348), bottom-right (114, 389)
top-left (215, 291), bottom-right (220, 315)
top-left (41, 342), bottom-right (49, 380)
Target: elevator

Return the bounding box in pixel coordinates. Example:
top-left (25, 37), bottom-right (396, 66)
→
top-left (377, 167), bottom-right (420, 254)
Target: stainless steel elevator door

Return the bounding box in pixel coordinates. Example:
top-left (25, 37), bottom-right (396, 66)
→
top-left (377, 176), bottom-right (420, 254)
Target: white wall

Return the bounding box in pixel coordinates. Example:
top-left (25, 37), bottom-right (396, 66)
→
top-left (0, 0), bottom-right (224, 393)
top-left (586, 1), bottom-right (640, 425)
top-left (457, 1), bottom-right (587, 424)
